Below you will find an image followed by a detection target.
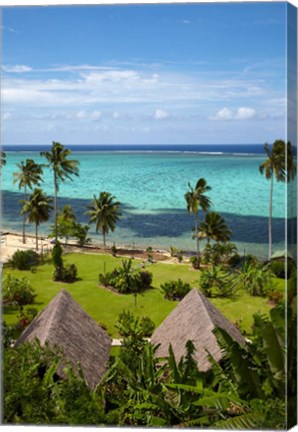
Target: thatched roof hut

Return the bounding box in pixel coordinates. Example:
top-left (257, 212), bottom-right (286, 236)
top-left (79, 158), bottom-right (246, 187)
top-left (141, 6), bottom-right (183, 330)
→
top-left (151, 288), bottom-right (245, 372)
top-left (15, 289), bottom-right (112, 389)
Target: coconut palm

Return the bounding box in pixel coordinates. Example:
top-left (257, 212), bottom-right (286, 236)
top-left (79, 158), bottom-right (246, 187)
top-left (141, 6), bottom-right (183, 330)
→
top-left (21, 188), bottom-right (53, 251)
top-left (86, 191), bottom-right (122, 248)
top-left (185, 178), bottom-right (212, 267)
top-left (259, 140), bottom-right (296, 259)
top-left (40, 142), bottom-right (79, 240)
top-left (198, 211), bottom-right (231, 244)
top-left (13, 159), bottom-right (44, 243)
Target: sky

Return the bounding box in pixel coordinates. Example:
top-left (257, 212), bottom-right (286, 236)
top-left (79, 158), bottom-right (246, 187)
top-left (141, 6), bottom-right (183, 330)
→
top-left (1, 2), bottom-right (288, 145)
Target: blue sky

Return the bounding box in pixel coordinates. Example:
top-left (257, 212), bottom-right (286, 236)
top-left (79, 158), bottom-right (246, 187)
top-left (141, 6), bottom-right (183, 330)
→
top-left (2, 2), bottom-right (287, 145)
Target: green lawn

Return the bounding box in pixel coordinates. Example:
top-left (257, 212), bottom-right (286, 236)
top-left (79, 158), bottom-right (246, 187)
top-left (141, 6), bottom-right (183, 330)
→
top-left (2, 252), bottom-right (278, 336)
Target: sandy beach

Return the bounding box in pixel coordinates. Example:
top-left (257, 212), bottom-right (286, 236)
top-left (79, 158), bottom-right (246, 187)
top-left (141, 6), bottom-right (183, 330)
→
top-left (0, 232), bottom-right (54, 264)
top-left (0, 231), bottom-right (183, 265)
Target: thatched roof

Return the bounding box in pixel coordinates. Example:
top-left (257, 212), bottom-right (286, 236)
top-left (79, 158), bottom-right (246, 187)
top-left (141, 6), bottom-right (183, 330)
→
top-left (151, 288), bottom-right (245, 372)
top-left (15, 289), bottom-right (112, 389)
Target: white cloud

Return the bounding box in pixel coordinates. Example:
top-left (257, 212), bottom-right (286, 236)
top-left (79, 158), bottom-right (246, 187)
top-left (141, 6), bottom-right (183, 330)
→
top-left (75, 110), bottom-right (102, 121)
top-left (235, 107), bottom-right (256, 120)
top-left (212, 106), bottom-right (256, 121)
top-left (3, 64), bottom-right (32, 73)
top-left (153, 109), bottom-right (170, 120)
top-left (212, 107), bottom-right (233, 120)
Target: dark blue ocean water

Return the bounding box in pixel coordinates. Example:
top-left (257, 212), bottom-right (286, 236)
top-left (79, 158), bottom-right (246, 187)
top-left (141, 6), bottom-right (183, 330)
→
top-left (3, 144), bottom-right (266, 154)
top-left (2, 144), bottom-right (289, 257)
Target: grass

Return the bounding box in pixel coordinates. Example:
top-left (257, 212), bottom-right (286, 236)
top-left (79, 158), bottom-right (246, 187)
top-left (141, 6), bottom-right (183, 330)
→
top-left (2, 252), bottom-right (278, 337)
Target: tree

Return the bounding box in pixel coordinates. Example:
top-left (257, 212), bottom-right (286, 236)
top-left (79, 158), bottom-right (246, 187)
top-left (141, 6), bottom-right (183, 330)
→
top-left (13, 159), bottom-right (44, 243)
top-left (52, 204), bottom-right (77, 244)
top-left (40, 142), bottom-right (79, 241)
top-left (185, 178), bottom-right (212, 268)
top-left (198, 211), bottom-right (231, 244)
top-left (21, 188), bottom-right (53, 251)
top-left (86, 191), bottom-right (122, 248)
top-left (259, 140), bottom-right (296, 259)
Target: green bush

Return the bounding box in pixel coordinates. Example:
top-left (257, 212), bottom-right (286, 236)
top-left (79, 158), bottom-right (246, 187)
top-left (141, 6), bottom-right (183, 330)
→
top-left (160, 279), bottom-right (191, 301)
top-left (7, 249), bottom-right (40, 270)
top-left (189, 256), bottom-right (199, 269)
top-left (63, 264), bottom-right (78, 283)
top-left (98, 260), bottom-right (152, 294)
top-left (52, 241), bottom-right (63, 268)
top-left (2, 275), bottom-right (36, 306)
top-left (269, 260), bottom-right (295, 279)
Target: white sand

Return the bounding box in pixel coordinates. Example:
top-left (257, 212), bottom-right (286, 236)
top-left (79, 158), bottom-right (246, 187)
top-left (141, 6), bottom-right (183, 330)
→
top-left (0, 233), bottom-right (54, 263)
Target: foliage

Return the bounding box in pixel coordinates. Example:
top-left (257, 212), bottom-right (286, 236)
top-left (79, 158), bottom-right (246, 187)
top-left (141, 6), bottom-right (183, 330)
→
top-left (13, 158), bottom-right (44, 243)
top-left (99, 259), bottom-right (152, 294)
top-left (50, 205), bottom-right (77, 242)
top-left (114, 310), bottom-right (155, 371)
top-left (111, 243), bottom-right (117, 257)
top-left (185, 178), bottom-right (212, 267)
top-left (52, 241), bottom-right (63, 268)
top-left (202, 242), bottom-right (238, 266)
top-left (41, 142), bottom-right (79, 241)
top-left (268, 290), bottom-right (284, 305)
top-left (189, 255), bottom-right (199, 269)
top-left (146, 246), bottom-right (153, 261)
top-left (62, 263), bottom-right (78, 283)
top-left (21, 188), bottom-right (53, 251)
top-left (52, 241), bottom-right (78, 283)
top-left (1, 150), bottom-right (6, 167)
top-left (15, 307), bottom-right (38, 333)
top-left (86, 191), bottom-right (122, 247)
top-left (7, 249), bottom-right (40, 270)
top-left (73, 222), bottom-right (92, 247)
top-left (198, 211), bottom-right (232, 243)
top-left (2, 275), bottom-right (36, 306)
top-left (160, 279), bottom-right (191, 300)
top-left (269, 259), bottom-right (295, 279)
top-left (234, 262), bottom-right (274, 297)
top-left (199, 266), bottom-right (236, 298)
top-left (3, 340), bottom-right (106, 425)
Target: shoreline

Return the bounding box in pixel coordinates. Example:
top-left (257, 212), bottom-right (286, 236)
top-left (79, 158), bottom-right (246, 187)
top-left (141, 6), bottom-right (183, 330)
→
top-left (0, 230), bottom-right (194, 264)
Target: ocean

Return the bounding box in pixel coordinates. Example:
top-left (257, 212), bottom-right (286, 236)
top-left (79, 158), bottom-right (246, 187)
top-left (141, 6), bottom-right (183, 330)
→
top-left (1, 144), bottom-right (288, 258)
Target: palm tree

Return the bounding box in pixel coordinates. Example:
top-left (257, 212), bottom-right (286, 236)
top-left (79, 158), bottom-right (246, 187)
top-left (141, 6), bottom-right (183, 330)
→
top-left (185, 178), bottom-right (212, 267)
top-left (86, 191), bottom-right (122, 248)
top-left (13, 159), bottom-right (44, 243)
top-left (21, 188), bottom-right (53, 251)
top-left (40, 142), bottom-right (79, 240)
top-left (198, 211), bottom-right (231, 244)
top-left (259, 140), bottom-right (296, 259)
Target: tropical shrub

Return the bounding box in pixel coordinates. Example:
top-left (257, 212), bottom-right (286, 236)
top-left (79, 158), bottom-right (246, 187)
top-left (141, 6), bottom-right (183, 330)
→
top-left (2, 275), bottom-right (36, 306)
top-left (268, 290), bottom-right (284, 305)
top-left (199, 266), bottom-right (235, 298)
top-left (63, 263), bottom-right (78, 283)
top-left (52, 241), bottom-right (63, 267)
top-left (160, 279), bottom-right (191, 300)
top-left (98, 260), bottom-right (152, 294)
top-left (52, 240), bottom-right (78, 283)
top-left (269, 259), bottom-right (295, 279)
top-left (15, 306), bottom-right (38, 332)
top-left (7, 249), bottom-right (40, 270)
top-left (73, 223), bottom-right (92, 247)
top-left (234, 263), bottom-right (274, 297)
top-left (189, 256), bottom-right (199, 269)
top-left (146, 246), bottom-right (153, 261)
top-left (111, 243), bottom-right (117, 257)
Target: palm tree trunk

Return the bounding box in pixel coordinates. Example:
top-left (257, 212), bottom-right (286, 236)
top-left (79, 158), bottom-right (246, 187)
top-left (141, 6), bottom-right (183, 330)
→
top-left (103, 232), bottom-right (106, 249)
top-left (268, 177), bottom-right (273, 259)
top-left (54, 171), bottom-right (58, 241)
top-left (195, 214), bottom-right (200, 268)
top-left (35, 223), bottom-right (39, 251)
top-left (22, 185), bottom-right (27, 244)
